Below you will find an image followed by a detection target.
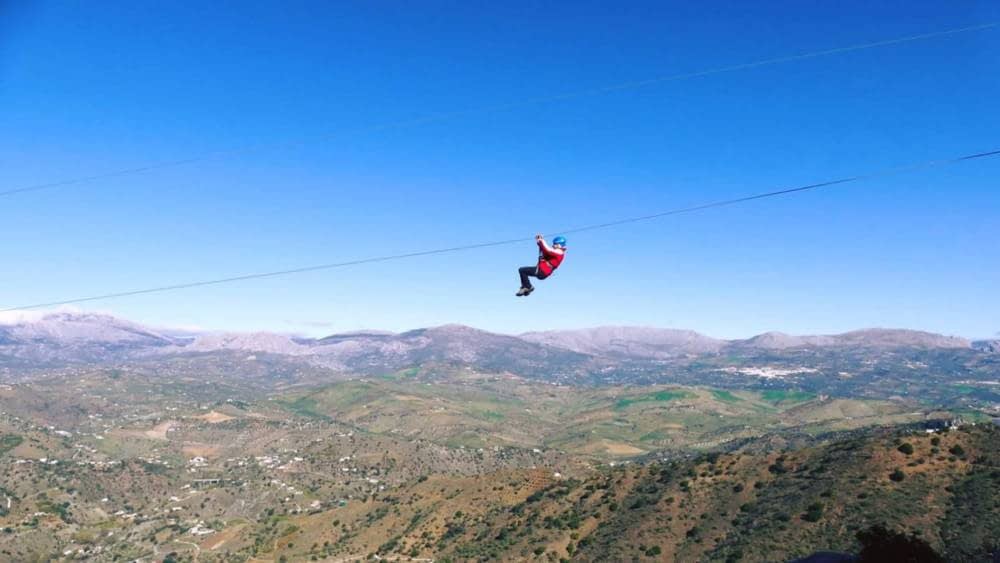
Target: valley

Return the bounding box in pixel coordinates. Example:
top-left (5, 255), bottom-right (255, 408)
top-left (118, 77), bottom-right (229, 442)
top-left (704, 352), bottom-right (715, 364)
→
top-left (0, 313), bottom-right (996, 561)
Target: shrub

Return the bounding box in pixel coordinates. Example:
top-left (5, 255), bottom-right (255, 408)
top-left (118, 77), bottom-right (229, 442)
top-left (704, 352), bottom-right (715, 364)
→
top-left (525, 491), bottom-right (545, 503)
top-left (889, 469), bottom-right (906, 482)
top-left (897, 443), bottom-right (915, 455)
top-left (802, 502), bottom-right (824, 522)
top-left (948, 445), bottom-right (965, 457)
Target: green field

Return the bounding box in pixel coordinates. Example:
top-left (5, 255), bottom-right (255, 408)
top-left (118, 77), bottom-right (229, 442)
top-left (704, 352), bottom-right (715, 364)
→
top-left (761, 389), bottom-right (816, 403)
top-left (276, 395), bottom-right (330, 420)
top-left (711, 390), bottom-right (742, 403)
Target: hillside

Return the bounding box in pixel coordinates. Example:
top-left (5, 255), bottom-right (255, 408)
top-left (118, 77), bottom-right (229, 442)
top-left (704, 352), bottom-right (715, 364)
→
top-left (0, 346), bottom-right (993, 561)
top-left (282, 424), bottom-right (999, 562)
top-left (272, 374), bottom-right (933, 457)
top-left (1, 414), bottom-right (993, 562)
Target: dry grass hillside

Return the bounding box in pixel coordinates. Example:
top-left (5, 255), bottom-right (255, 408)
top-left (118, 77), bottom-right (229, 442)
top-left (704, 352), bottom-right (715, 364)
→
top-left (21, 423), bottom-right (982, 562)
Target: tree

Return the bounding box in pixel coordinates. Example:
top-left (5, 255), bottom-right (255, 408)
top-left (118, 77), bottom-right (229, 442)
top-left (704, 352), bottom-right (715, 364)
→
top-left (802, 502), bottom-right (824, 522)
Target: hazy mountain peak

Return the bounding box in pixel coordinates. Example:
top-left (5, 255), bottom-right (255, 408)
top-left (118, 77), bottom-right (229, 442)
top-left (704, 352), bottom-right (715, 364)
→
top-left (426, 324), bottom-right (488, 334)
top-left (0, 310), bottom-right (171, 345)
top-left (735, 332), bottom-right (825, 349)
top-left (186, 332), bottom-right (306, 355)
top-left (836, 328), bottom-right (971, 349)
top-left (733, 328), bottom-right (970, 350)
top-left (520, 326), bottom-right (724, 358)
top-left (972, 339), bottom-right (1000, 353)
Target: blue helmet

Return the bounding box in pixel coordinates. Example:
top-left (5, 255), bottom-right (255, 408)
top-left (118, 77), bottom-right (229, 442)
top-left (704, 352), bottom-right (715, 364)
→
top-left (552, 236), bottom-right (567, 247)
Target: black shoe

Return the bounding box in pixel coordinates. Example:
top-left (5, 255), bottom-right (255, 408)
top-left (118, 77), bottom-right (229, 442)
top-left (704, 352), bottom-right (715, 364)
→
top-left (523, 287), bottom-right (535, 296)
top-left (516, 287), bottom-right (529, 296)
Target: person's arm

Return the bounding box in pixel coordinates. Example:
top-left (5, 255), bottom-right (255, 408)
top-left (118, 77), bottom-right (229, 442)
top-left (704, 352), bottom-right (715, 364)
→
top-left (536, 235), bottom-right (564, 258)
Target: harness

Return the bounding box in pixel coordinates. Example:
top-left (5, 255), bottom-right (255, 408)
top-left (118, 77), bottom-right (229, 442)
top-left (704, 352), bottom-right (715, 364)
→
top-left (537, 247), bottom-right (564, 278)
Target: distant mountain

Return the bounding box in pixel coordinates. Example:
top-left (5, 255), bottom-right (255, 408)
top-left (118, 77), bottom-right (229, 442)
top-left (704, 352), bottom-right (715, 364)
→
top-left (729, 329), bottom-right (968, 351)
top-left (308, 324), bottom-right (595, 374)
top-left (522, 327), bottom-right (972, 356)
top-left (183, 332), bottom-right (308, 355)
top-left (0, 311), bottom-right (174, 365)
top-left (520, 327), bottom-right (724, 358)
top-left (728, 331), bottom-right (833, 350)
top-left (0, 312), bottom-right (987, 379)
top-left (318, 329), bottom-right (396, 342)
top-left (0, 311), bottom-right (171, 345)
top-left (972, 339), bottom-right (1000, 353)
top-left (831, 329), bottom-right (970, 349)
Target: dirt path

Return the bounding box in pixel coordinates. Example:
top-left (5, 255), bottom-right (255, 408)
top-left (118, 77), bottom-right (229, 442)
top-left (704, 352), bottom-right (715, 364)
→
top-left (174, 538), bottom-right (201, 561)
top-left (145, 420), bottom-right (178, 440)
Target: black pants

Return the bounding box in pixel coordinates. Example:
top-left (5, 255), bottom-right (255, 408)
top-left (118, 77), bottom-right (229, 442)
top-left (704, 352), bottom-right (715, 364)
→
top-left (519, 266), bottom-right (548, 289)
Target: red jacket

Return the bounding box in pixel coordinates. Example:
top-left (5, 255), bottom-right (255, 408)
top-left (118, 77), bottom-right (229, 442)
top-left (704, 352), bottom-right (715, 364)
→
top-left (536, 239), bottom-right (566, 277)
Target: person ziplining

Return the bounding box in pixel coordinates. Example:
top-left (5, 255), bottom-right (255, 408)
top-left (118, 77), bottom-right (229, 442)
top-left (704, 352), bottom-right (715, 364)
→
top-left (516, 235), bottom-right (567, 296)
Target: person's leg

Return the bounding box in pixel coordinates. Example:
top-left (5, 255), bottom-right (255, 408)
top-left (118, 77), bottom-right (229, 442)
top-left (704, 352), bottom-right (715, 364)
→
top-left (519, 266), bottom-right (536, 289)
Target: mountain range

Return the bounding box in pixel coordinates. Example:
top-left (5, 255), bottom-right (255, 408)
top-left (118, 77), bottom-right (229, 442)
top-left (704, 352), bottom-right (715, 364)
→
top-left (0, 311), bottom-right (992, 373)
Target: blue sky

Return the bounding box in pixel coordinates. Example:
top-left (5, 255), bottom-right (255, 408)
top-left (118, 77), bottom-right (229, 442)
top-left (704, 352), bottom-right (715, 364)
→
top-left (1, 1), bottom-right (998, 338)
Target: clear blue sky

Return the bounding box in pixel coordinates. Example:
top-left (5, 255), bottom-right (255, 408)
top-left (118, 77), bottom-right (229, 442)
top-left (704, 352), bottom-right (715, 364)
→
top-left (1, 1), bottom-right (998, 338)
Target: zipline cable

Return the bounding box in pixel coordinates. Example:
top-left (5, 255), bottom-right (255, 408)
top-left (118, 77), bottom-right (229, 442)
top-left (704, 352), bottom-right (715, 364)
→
top-left (3, 147), bottom-right (998, 313)
top-left (1, 21), bottom-right (996, 199)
